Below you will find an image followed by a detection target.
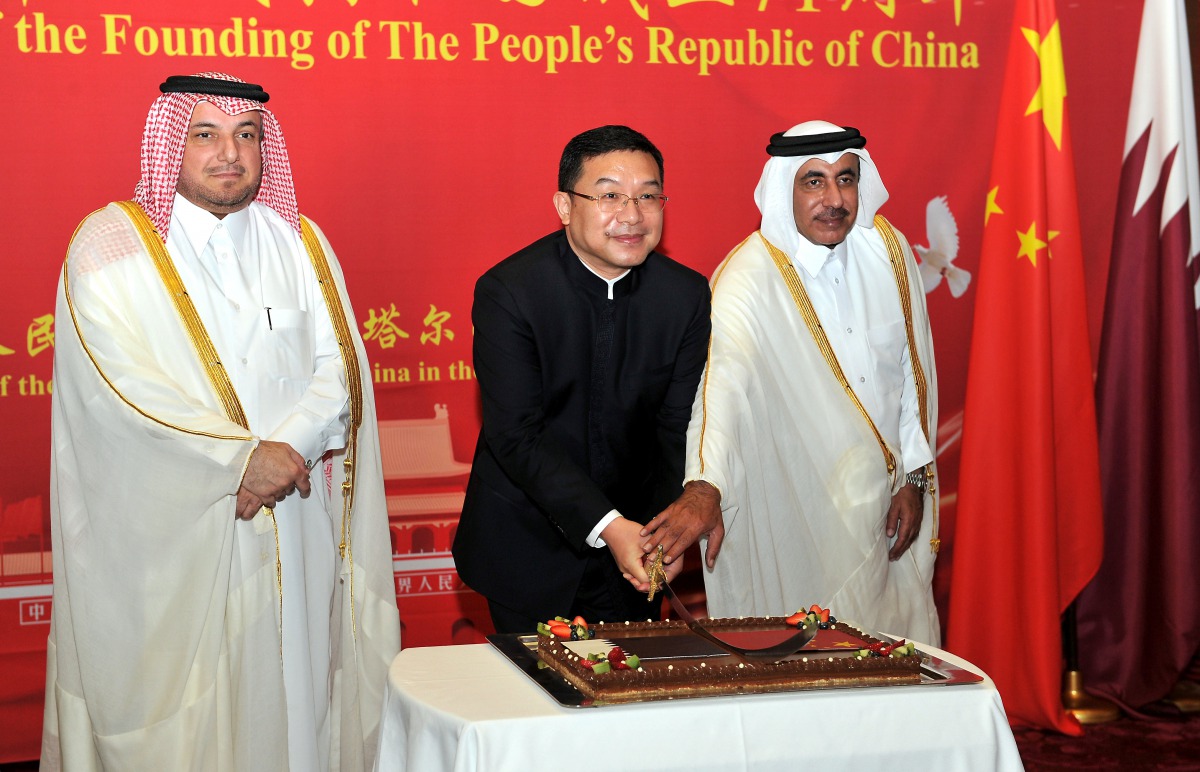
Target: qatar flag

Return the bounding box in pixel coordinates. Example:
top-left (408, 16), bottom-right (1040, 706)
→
top-left (1073, 0), bottom-right (1200, 712)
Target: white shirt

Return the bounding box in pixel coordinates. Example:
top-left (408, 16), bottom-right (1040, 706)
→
top-left (167, 194), bottom-right (349, 772)
top-left (167, 194), bottom-right (349, 464)
top-left (793, 235), bottom-right (932, 476)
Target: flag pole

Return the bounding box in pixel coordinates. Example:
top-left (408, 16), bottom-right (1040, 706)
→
top-left (1166, 655), bottom-right (1200, 712)
top-left (1060, 602), bottom-right (1119, 724)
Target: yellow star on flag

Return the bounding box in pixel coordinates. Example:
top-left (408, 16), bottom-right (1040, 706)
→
top-left (0, 344), bottom-right (14, 356)
top-left (1022, 21), bottom-right (1067, 150)
top-left (832, 641), bottom-right (860, 648)
top-left (1047, 230), bottom-right (1061, 260)
top-left (1016, 222), bottom-right (1048, 266)
top-left (985, 186), bottom-right (1004, 226)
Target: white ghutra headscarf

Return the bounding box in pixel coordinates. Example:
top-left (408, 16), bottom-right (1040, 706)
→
top-left (754, 120), bottom-right (890, 260)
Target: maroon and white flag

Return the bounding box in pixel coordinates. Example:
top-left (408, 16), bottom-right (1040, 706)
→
top-left (1074, 0), bottom-right (1200, 711)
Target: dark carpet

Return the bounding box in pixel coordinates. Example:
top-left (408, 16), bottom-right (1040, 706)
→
top-left (1012, 711), bottom-right (1200, 771)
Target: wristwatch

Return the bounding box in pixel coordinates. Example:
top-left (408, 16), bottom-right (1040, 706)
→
top-left (905, 468), bottom-right (930, 493)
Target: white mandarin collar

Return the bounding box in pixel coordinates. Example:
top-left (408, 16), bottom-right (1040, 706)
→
top-left (577, 258), bottom-right (630, 300)
top-left (171, 193), bottom-right (251, 257)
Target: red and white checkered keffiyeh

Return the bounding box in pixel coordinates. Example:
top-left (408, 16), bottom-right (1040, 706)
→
top-left (134, 71), bottom-right (300, 240)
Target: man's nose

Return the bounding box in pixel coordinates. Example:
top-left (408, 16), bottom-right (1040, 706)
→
top-left (821, 184), bottom-right (845, 209)
top-left (617, 197), bottom-right (644, 224)
top-left (216, 136), bottom-right (239, 163)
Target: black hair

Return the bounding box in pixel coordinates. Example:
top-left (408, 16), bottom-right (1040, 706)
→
top-left (557, 125), bottom-right (664, 191)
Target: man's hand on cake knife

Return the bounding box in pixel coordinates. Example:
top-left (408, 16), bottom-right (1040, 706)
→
top-left (602, 517), bottom-right (653, 590)
top-left (639, 480), bottom-right (725, 569)
top-left (646, 546), bottom-right (684, 597)
top-left (631, 545), bottom-right (685, 596)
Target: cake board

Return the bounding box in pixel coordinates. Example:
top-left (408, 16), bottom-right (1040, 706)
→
top-left (488, 630), bottom-right (985, 708)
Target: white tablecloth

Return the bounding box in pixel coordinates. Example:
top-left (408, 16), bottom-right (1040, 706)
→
top-left (374, 641), bottom-right (1023, 772)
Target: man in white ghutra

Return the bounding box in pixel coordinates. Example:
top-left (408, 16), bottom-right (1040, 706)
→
top-left (678, 120), bottom-right (941, 644)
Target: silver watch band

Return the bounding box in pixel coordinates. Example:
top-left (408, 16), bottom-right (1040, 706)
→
top-left (905, 469), bottom-right (929, 492)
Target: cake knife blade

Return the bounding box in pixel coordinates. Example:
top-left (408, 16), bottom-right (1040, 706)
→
top-left (660, 579), bottom-right (817, 662)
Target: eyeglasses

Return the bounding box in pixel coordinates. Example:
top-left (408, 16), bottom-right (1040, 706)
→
top-left (564, 190), bottom-right (669, 213)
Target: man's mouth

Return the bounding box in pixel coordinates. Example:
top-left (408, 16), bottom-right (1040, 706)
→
top-left (815, 207), bottom-right (849, 225)
top-left (608, 231), bottom-right (645, 243)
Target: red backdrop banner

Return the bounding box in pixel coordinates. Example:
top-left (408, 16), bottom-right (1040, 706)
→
top-left (0, 0), bottom-right (1140, 761)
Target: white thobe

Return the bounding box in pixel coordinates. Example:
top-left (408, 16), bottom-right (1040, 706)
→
top-left (687, 223), bottom-right (941, 645)
top-left (169, 195), bottom-right (349, 772)
top-left (792, 236), bottom-right (933, 476)
top-left (43, 199), bottom-right (400, 772)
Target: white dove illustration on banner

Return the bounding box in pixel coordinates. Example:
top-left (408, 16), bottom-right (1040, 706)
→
top-left (914, 196), bottom-right (971, 297)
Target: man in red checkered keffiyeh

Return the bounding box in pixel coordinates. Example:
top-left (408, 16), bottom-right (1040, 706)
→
top-left (135, 72), bottom-right (300, 238)
top-left (44, 74), bottom-right (399, 772)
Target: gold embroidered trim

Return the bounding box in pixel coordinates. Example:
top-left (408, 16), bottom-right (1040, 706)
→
top-left (115, 200), bottom-right (285, 646)
top-left (875, 216), bottom-right (932, 443)
top-left (115, 201), bottom-right (250, 429)
top-left (60, 214), bottom-right (250, 443)
top-left (300, 217), bottom-right (365, 636)
top-left (760, 232), bottom-right (898, 478)
top-left (696, 234), bottom-right (753, 476)
top-left (874, 215), bottom-right (940, 552)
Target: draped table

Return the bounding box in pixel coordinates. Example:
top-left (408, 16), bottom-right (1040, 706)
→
top-left (374, 640), bottom-right (1023, 771)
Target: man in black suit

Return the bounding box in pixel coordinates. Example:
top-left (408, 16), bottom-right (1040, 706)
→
top-left (453, 126), bottom-right (723, 633)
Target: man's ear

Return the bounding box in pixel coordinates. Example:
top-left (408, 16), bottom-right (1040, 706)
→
top-left (553, 191), bottom-right (572, 226)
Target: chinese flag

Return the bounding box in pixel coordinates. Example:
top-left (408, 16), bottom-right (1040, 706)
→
top-left (946, 0), bottom-right (1103, 733)
top-left (1074, 0), bottom-right (1200, 712)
